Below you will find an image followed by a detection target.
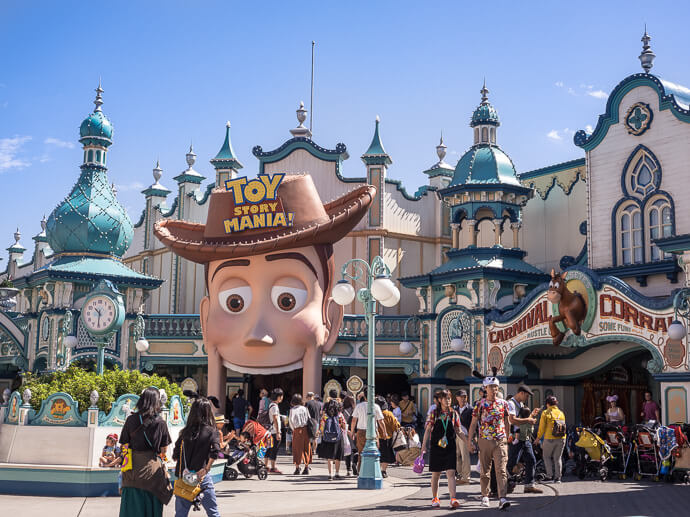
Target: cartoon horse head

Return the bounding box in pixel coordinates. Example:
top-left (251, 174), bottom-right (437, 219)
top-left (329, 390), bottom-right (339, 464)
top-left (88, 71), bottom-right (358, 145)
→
top-left (547, 269), bottom-right (565, 304)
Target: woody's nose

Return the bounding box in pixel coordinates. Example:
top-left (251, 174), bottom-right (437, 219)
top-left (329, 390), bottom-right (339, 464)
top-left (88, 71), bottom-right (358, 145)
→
top-left (245, 320), bottom-right (275, 346)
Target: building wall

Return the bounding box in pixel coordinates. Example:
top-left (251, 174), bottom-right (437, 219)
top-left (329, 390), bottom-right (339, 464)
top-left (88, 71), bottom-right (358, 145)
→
top-left (588, 85), bottom-right (690, 278)
top-left (521, 179), bottom-right (587, 273)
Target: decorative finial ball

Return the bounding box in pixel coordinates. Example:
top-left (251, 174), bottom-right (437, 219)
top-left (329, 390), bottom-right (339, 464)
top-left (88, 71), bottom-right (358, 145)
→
top-left (22, 388), bottom-right (32, 404)
top-left (376, 115), bottom-right (380, 123)
top-left (668, 320), bottom-right (686, 341)
top-left (226, 121), bottom-right (231, 128)
top-left (14, 228), bottom-right (20, 244)
top-left (90, 390), bottom-right (99, 407)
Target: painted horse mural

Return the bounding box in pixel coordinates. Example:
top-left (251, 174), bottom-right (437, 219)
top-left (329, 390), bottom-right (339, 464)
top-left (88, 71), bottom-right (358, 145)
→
top-left (547, 269), bottom-right (587, 346)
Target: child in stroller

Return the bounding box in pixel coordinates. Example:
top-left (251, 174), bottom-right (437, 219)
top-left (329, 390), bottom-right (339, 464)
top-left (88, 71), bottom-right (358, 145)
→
top-left (574, 427), bottom-right (611, 481)
top-left (224, 420), bottom-right (270, 481)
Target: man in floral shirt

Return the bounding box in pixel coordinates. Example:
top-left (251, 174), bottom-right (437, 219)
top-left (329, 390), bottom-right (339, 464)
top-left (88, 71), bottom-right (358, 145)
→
top-left (468, 377), bottom-right (511, 510)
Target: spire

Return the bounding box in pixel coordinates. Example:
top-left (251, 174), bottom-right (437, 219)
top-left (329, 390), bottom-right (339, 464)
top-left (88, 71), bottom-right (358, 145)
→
top-left (94, 79), bottom-right (104, 112)
top-left (174, 142), bottom-right (205, 185)
top-left (142, 160), bottom-right (171, 197)
top-left (639, 25), bottom-right (655, 74)
top-left (210, 121), bottom-right (243, 171)
top-left (7, 227), bottom-right (26, 253)
top-left (289, 101), bottom-right (312, 138)
top-left (436, 132), bottom-right (447, 164)
top-left (33, 216), bottom-right (48, 243)
top-left (361, 115), bottom-right (392, 165)
top-left (480, 79), bottom-right (489, 105)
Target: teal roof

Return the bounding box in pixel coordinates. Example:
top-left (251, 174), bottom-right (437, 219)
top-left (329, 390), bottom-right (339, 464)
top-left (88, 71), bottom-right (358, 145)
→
top-left (210, 123), bottom-right (243, 170)
top-left (361, 118), bottom-right (392, 165)
top-left (47, 167), bottom-right (133, 257)
top-left (450, 144), bottom-right (520, 186)
top-left (471, 103), bottom-right (500, 127)
top-left (28, 255), bottom-right (162, 288)
top-left (79, 111), bottom-right (113, 147)
top-left (430, 253), bottom-right (545, 277)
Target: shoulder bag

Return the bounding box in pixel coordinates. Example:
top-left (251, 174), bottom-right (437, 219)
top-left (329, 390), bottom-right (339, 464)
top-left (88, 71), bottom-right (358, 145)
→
top-left (173, 440), bottom-right (202, 502)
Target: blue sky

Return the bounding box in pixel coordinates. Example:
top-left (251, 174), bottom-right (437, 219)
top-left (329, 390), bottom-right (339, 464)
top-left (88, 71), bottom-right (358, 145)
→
top-left (1, 1), bottom-right (689, 261)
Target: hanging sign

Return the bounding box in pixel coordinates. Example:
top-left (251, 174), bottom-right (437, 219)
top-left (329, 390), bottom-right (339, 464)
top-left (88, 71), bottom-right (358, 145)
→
top-left (346, 375), bottom-right (364, 394)
top-left (223, 174), bottom-right (294, 233)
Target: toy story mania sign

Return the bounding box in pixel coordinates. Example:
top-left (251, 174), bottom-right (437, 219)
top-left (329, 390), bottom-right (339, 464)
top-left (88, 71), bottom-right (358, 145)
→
top-left (223, 173), bottom-right (294, 233)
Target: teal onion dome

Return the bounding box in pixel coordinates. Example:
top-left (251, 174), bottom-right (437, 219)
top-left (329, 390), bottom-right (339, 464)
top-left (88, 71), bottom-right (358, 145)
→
top-left (46, 167), bottom-right (133, 257)
top-left (450, 144), bottom-right (519, 186)
top-left (470, 103), bottom-right (500, 127)
top-left (79, 111), bottom-right (113, 147)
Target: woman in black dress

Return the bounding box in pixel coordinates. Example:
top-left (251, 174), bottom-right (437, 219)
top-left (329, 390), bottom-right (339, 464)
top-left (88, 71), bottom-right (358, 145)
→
top-left (421, 389), bottom-right (461, 509)
top-left (119, 387), bottom-right (173, 517)
top-left (318, 393), bottom-right (347, 480)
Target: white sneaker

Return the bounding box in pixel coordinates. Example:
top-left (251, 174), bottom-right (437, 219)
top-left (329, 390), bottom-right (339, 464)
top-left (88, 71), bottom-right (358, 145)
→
top-left (481, 497), bottom-right (490, 507)
top-left (499, 498), bottom-right (511, 510)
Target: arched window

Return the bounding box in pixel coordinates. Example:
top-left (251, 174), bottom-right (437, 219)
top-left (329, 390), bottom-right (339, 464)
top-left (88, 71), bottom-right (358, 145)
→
top-left (474, 128), bottom-right (479, 144)
top-left (481, 127), bottom-right (488, 143)
top-left (623, 145), bottom-right (661, 198)
top-left (490, 128), bottom-right (496, 144)
top-left (87, 150), bottom-right (94, 162)
top-left (619, 203), bottom-right (642, 265)
top-left (647, 197), bottom-right (672, 261)
top-left (96, 150), bottom-right (102, 163)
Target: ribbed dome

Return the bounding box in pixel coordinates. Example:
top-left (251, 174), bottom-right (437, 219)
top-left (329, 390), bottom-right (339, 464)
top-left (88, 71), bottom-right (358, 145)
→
top-left (46, 167), bottom-right (133, 257)
top-left (450, 144), bottom-right (520, 186)
top-left (471, 103), bottom-right (500, 127)
top-left (79, 111), bottom-right (113, 147)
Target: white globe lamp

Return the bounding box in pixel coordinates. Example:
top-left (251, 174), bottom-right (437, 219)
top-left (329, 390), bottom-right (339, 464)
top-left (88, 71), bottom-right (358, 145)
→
top-left (136, 338), bottom-right (150, 352)
top-left (378, 285), bottom-right (401, 307)
top-left (332, 280), bottom-right (356, 306)
top-left (399, 341), bottom-right (414, 355)
top-left (63, 335), bottom-right (78, 349)
top-left (668, 320), bottom-right (686, 341)
top-left (450, 337), bottom-right (465, 352)
top-left (371, 276), bottom-right (396, 302)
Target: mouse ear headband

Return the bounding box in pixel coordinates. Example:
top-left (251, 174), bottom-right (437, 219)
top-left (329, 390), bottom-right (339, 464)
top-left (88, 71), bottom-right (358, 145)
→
top-left (606, 395), bottom-right (618, 403)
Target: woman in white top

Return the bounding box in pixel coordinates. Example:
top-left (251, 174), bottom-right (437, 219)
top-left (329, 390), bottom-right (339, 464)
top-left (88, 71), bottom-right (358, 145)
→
top-left (605, 395), bottom-right (625, 426)
top-left (288, 394), bottom-right (313, 475)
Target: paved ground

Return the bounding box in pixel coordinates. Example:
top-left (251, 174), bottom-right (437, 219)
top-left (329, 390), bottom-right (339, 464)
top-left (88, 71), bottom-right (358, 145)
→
top-left (2, 453), bottom-right (689, 516)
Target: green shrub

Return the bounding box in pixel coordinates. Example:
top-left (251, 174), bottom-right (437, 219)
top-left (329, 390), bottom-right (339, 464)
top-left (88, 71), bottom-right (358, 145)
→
top-left (22, 365), bottom-right (186, 413)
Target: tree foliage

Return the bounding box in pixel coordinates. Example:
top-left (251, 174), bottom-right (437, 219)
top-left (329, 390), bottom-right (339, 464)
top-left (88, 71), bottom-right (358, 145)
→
top-left (22, 365), bottom-right (185, 413)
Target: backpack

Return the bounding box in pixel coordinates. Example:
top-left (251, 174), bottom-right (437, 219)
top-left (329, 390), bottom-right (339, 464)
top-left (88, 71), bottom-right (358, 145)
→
top-left (460, 406), bottom-right (473, 431)
top-left (552, 419), bottom-right (567, 438)
top-left (322, 415), bottom-right (342, 443)
top-left (257, 402), bottom-right (275, 429)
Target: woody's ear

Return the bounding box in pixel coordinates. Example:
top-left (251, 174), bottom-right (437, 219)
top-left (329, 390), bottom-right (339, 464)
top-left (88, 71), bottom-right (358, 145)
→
top-left (200, 295), bottom-right (210, 339)
top-left (322, 298), bottom-right (344, 353)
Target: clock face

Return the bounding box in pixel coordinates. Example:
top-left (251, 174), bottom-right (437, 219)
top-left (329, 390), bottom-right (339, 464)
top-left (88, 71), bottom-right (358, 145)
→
top-left (82, 295), bottom-right (117, 333)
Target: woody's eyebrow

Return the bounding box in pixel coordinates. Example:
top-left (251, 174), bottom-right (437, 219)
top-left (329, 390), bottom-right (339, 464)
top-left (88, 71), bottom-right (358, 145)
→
top-left (265, 252), bottom-right (318, 278)
top-left (211, 259), bottom-right (250, 281)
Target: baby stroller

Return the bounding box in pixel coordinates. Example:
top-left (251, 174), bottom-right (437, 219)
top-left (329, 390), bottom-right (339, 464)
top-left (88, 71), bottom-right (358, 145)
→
top-left (629, 424), bottom-right (659, 481)
top-left (669, 424), bottom-right (690, 484)
top-left (594, 422), bottom-right (629, 479)
top-left (224, 420), bottom-right (270, 481)
top-left (574, 427), bottom-right (611, 481)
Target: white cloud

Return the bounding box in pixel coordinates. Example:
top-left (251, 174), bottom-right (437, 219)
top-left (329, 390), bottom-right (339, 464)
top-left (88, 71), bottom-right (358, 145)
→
top-left (547, 130), bottom-right (562, 141)
top-left (0, 136), bottom-right (32, 171)
top-left (44, 137), bottom-right (75, 149)
top-left (587, 89), bottom-right (608, 99)
top-left (115, 181), bottom-right (145, 192)
top-left (567, 87), bottom-right (576, 96)
top-left (555, 81), bottom-right (564, 88)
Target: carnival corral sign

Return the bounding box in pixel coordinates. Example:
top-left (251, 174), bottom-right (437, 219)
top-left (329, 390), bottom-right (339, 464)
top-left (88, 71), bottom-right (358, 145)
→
top-left (486, 269), bottom-right (687, 374)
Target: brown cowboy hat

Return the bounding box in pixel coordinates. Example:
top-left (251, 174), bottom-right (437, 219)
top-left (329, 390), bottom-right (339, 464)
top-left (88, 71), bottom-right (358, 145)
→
top-left (154, 173), bottom-right (376, 263)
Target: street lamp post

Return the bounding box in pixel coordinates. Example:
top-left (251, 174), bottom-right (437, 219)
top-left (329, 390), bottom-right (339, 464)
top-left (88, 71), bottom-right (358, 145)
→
top-left (331, 255), bottom-right (400, 490)
top-left (668, 288), bottom-right (690, 340)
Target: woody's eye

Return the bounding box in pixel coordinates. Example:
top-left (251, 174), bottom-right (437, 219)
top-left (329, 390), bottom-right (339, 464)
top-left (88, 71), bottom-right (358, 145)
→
top-left (271, 286), bottom-right (307, 313)
top-left (219, 286), bottom-right (252, 314)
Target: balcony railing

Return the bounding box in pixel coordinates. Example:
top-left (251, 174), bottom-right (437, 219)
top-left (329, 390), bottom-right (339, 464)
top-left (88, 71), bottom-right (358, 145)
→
top-left (142, 314), bottom-right (420, 341)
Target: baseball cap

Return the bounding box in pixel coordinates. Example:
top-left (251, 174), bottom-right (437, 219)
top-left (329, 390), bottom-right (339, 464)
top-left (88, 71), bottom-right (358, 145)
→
top-left (482, 377), bottom-right (500, 387)
top-left (517, 385), bottom-right (534, 396)
top-left (107, 433), bottom-right (118, 441)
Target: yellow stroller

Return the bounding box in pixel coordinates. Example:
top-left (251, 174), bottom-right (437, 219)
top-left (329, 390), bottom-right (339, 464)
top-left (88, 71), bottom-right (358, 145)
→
top-left (574, 427), bottom-right (612, 481)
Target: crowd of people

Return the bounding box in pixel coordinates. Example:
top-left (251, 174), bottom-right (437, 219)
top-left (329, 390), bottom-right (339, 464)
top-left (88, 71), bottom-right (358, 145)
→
top-left (106, 382), bottom-right (665, 516)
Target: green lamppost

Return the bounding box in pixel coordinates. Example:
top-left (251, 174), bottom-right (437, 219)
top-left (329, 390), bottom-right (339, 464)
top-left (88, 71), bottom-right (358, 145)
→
top-left (331, 256), bottom-right (400, 489)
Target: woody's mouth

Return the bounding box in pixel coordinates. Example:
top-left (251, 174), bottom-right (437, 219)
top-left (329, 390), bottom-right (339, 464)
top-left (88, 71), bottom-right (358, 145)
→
top-left (222, 359), bottom-right (303, 375)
